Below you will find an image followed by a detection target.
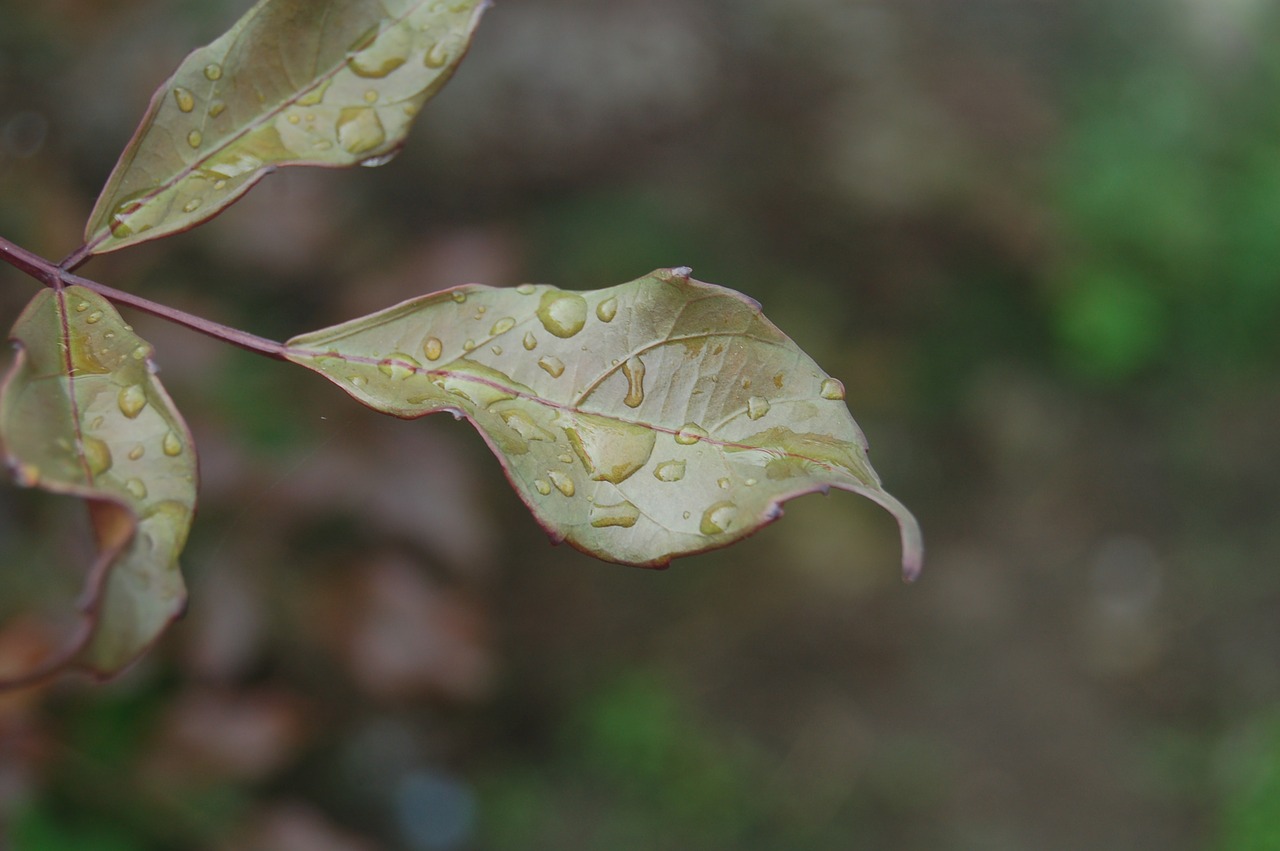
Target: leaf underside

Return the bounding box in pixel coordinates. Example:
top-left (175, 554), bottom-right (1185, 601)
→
top-left (287, 268), bottom-right (923, 577)
top-left (83, 0), bottom-right (488, 255)
top-left (0, 287), bottom-right (198, 686)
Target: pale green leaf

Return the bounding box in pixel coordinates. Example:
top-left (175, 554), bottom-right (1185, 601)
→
top-left (0, 287), bottom-right (198, 685)
top-left (286, 268), bottom-right (923, 577)
top-left (83, 0), bottom-right (489, 255)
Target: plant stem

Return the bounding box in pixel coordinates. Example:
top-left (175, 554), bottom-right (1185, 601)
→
top-left (59, 244), bottom-right (93, 273)
top-left (1, 234), bottom-right (288, 360)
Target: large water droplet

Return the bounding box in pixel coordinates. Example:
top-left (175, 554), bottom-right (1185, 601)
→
top-left (204, 63), bottom-right (223, 81)
top-left (533, 479), bottom-right (552, 496)
top-left (654, 460), bottom-right (686, 482)
top-left (590, 500), bottom-right (641, 529)
top-left (747, 396), bottom-right (770, 420)
top-left (819, 378), bottom-right (846, 400)
top-left (700, 501), bottom-right (738, 535)
top-left (432, 361), bottom-right (521, 407)
top-left (490, 317), bottom-right (516, 336)
top-left (162, 430), bottom-right (184, 457)
top-left (378, 352), bottom-right (421, 380)
top-left (500, 409), bottom-right (553, 442)
top-left (621, 356), bottom-right (646, 408)
top-left (173, 87), bottom-right (196, 113)
top-left (423, 336), bottom-right (444, 361)
top-left (186, 129), bottom-right (203, 148)
top-left (547, 470), bottom-right (575, 497)
top-left (674, 423), bottom-right (708, 445)
top-left (538, 356), bottom-right (565, 378)
top-left (562, 412), bottom-right (656, 484)
top-left (125, 478), bottom-right (149, 500)
top-left (82, 436), bottom-right (113, 478)
top-left (451, 291), bottom-right (467, 304)
top-left (85, 311), bottom-right (103, 325)
top-left (522, 332), bottom-right (538, 351)
top-left (596, 297), bottom-right (618, 323)
top-left (118, 384), bottom-right (148, 419)
top-left (336, 107), bottom-right (386, 156)
top-left (536, 291), bottom-right (588, 338)
top-left (348, 23), bottom-right (411, 78)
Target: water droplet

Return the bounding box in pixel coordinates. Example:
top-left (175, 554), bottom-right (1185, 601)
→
top-left (128, 444), bottom-right (146, 461)
top-left (108, 190), bottom-right (150, 238)
top-left (162, 431), bottom-right (184, 457)
top-left (378, 352), bottom-right (421, 380)
top-left (654, 460), bottom-right (686, 482)
top-left (364, 89), bottom-right (379, 103)
top-left (533, 479), bottom-right (552, 496)
top-left (773, 372), bottom-right (785, 389)
top-left (500, 410), bottom-right (553, 441)
top-left (718, 477), bottom-right (731, 489)
top-left (547, 470), bottom-right (576, 497)
top-left (125, 478), bottom-right (149, 500)
top-left (621, 356), bottom-right (645, 408)
top-left (85, 311), bottom-right (103, 324)
top-left (82, 436), bottom-right (112, 477)
top-left (562, 412), bottom-right (656, 484)
top-left (131, 345), bottom-right (149, 360)
top-left (491, 345), bottom-right (503, 356)
top-left (700, 501), bottom-right (738, 535)
top-left (74, 301), bottom-right (89, 313)
top-left (490, 317), bottom-right (516, 336)
top-left (674, 423), bottom-right (707, 445)
top-left (424, 39), bottom-right (456, 69)
top-left (213, 179), bottom-right (228, 191)
top-left (423, 336), bottom-right (443, 361)
top-left (183, 198), bottom-right (202, 213)
top-left (596, 297), bottom-right (618, 323)
top-left (359, 148), bottom-right (400, 167)
top-left (91, 417), bottom-right (105, 430)
top-left (208, 101), bottom-right (226, 118)
top-left (475, 305), bottom-right (487, 318)
top-left (296, 78), bottom-right (332, 107)
top-left (462, 339), bottom-right (476, 352)
top-left (522, 332), bottom-right (537, 351)
top-left (118, 384), bottom-right (148, 419)
top-left (536, 291), bottom-right (588, 338)
top-left (590, 500), bottom-right (641, 529)
top-left (538, 356), bottom-right (565, 378)
top-left (683, 510), bottom-right (691, 520)
top-left (187, 129), bottom-right (203, 148)
top-left (204, 63), bottom-right (223, 81)
top-left (745, 477), bottom-right (758, 487)
top-left (288, 113), bottom-right (301, 125)
top-left (819, 378), bottom-right (846, 400)
top-left (451, 291), bottom-right (467, 303)
top-left (516, 283), bottom-right (536, 295)
top-left (335, 106), bottom-right (386, 155)
top-left (747, 396), bottom-right (770, 420)
top-left (173, 86), bottom-right (195, 113)
top-left (350, 375), bottom-right (367, 388)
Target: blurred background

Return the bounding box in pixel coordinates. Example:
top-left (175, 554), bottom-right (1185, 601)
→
top-left (2, 0), bottom-right (1280, 848)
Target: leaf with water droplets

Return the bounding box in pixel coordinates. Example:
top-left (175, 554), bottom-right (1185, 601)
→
top-left (0, 287), bottom-right (197, 687)
top-left (82, 0), bottom-right (489, 255)
top-left (285, 268), bottom-right (923, 578)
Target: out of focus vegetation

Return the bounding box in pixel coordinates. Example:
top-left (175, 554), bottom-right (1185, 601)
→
top-left (2, 0), bottom-right (1280, 848)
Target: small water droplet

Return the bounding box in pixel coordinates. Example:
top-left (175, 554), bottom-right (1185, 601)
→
top-left (451, 291), bottom-right (467, 303)
top-left (538, 356), bottom-right (565, 378)
top-left (558, 453), bottom-right (574, 465)
top-left (118, 384), bottom-right (148, 419)
top-left (128, 444), bottom-right (146, 461)
top-left (700, 501), bottom-right (738, 535)
top-left (173, 87), bottom-right (195, 113)
top-left (490, 317), bottom-right (515, 336)
top-left (462, 339), bottom-right (476, 351)
top-left (162, 431), bottom-right (184, 457)
top-left (683, 511), bottom-right (691, 520)
top-left (82, 436), bottom-right (113, 477)
top-left (547, 470), bottom-right (576, 497)
top-left (744, 477), bottom-right (758, 487)
top-left (424, 39), bottom-right (455, 69)
top-left (204, 63), bottom-right (223, 81)
top-left (288, 113), bottom-right (302, 125)
top-left (522, 332), bottom-right (537, 351)
top-left (422, 337), bottom-right (443, 361)
top-left (125, 478), bottom-right (149, 500)
top-left (213, 179), bottom-right (228, 191)
top-left (359, 148), bottom-right (400, 167)
top-left (674, 423), bottom-right (707, 445)
top-left (747, 396), bottom-right (770, 420)
top-left (516, 283), bottom-right (536, 295)
top-left (74, 301), bottom-right (89, 313)
top-left (131, 345), bottom-right (149, 360)
top-left (718, 477), bottom-right (731, 489)
top-left (501, 410), bottom-right (553, 441)
top-left (208, 101), bottom-right (226, 118)
top-left (378, 352), bottom-right (421, 379)
top-left (364, 89), bottom-right (379, 103)
top-left (491, 345), bottom-right (503, 356)
top-left (536, 291), bottom-right (588, 338)
top-left (335, 106), bottom-right (386, 155)
top-left (351, 375), bottom-right (368, 387)
top-left (85, 311), bottom-right (103, 324)
top-left (590, 500), bottom-right (641, 529)
top-left (187, 129), bottom-right (203, 148)
top-left (533, 479), bottom-right (552, 496)
top-left (596, 297), bottom-right (618, 323)
top-left (621, 356), bottom-right (645, 408)
top-left (654, 460), bottom-right (686, 482)
top-left (475, 305), bottom-right (487, 318)
top-left (819, 378), bottom-right (846, 400)
top-left (183, 198), bottom-right (202, 213)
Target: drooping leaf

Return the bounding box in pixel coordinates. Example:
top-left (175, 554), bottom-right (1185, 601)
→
top-left (0, 287), bottom-right (198, 685)
top-left (286, 268), bottom-right (923, 577)
top-left (82, 0), bottom-right (489, 255)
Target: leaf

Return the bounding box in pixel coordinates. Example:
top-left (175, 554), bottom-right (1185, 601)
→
top-left (285, 268), bottom-right (923, 578)
top-left (82, 0), bottom-right (489, 255)
top-left (0, 287), bottom-right (198, 685)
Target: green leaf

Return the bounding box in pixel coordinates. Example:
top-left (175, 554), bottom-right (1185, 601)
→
top-left (0, 287), bottom-right (198, 685)
top-left (83, 0), bottom-right (489, 255)
top-left (286, 268), bottom-right (923, 577)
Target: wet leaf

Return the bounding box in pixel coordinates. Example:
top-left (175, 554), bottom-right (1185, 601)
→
top-left (83, 0), bottom-right (489, 255)
top-left (286, 268), bottom-right (923, 577)
top-left (0, 287), bottom-right (198, 685)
